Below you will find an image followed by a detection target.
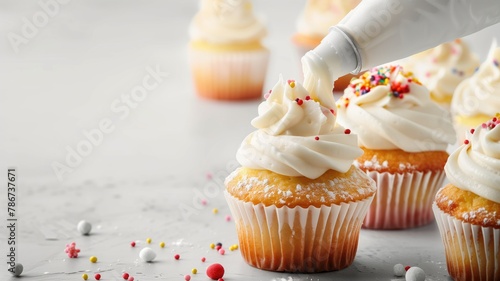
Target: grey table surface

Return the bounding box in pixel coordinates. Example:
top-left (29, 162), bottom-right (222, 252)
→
top-left (1, 1), bottom-right (499, 280)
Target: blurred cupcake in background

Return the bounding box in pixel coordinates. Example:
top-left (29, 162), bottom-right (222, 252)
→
top-left (451, 39), bottom-right (500, 144)
top-left (433, 114), bottom-right (500, 281)
top-left (336, 65), bottom-right (456, 229)
top-left (292, 0), bottom-right (361, 91)
top-left (404, 39), bottom-right (479, 110)
top-left (189, 0), bottom-right (269, 100)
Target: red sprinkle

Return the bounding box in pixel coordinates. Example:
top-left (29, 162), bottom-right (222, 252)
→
top-left (206, 263), bottom-right (225, 280)
top-left (174, 254), bottom-right (180, 260)
top-left (296, 98), bottom-right (303, 105)
top-left (464, 139), bottom-right (470, 145)
top-left (470, 128), bottom-right (475, 134)
top-left (122, 273), bottom-right (129, 280)
top-left (128, 277), bottom-right (134, 281)
top-left (344, 129), bottom-right (351, 134)
top-left (219, 249), bottom-right (225, 255)
top-left (314, 136), bottom-right (320, 141)
top-left (330, 109), bottom-right (335, 114)
top-left (218, 279), bottom-right (224, 281)
top-left (201, 257), bottom-right (206, 262)
top-left (215, 245), bottom-right (222, 251)
top-left (305, 96), bottom-right (311, 100)
top-left (405, 266), bottom-right (411, 271)
top-left (95, 273), bottom-right (101, 280)
top-left (130, 241), bottom-right (136, 247)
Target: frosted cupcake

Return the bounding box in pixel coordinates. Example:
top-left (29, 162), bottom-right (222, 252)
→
top-left (433, 115), bottom-right (500, 281)
top-left (189, 0), bottom-right (269, 100)
top-left (336, 65), bottom-right (456, 229)
top-left (225, 76), bottom-right (376, 272)
top-left (451, 39), bottom-right (500, 144)
top-left (405, 39), bottom-right (479, 110)
top-left (291, 0), bottom-right (361, 90)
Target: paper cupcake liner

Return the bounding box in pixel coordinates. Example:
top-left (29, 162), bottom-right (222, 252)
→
top-left (433, 204), bottom-right (500, 281)
top-left (189, 47), bottom-right (269, 100)
top-left (224, 191), bottom-right (374, 272)
top-left (363, 170), bottom-right (446, 229)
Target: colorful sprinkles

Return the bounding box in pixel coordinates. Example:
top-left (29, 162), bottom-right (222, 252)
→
top-left (341, 65), bottom-right (420, 107)
top-left (465, 114), bottom-right (500, 144)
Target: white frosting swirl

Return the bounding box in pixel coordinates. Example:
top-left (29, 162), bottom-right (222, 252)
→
top-left (296, 0), bottom-right (361, 37)
top-left (452, 40), bottom-right (500, 117)
top-left (407, 40), bottom-right (479, 103)
top-left (445, 116), bottom-right (500, 203)
top-left (189, 0), bottom-right (267, 44)
top-left (336, 66), bottom-right (456, 152)
top-left (236, 76), bottom-right (363, 179)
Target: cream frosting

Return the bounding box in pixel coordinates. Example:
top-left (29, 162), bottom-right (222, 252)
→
top-left (236, 76), bottom-right (362, 179)
top-left (189, 0), bottom-right (267, 44)
top-left (296, 0), bottom-right (361, 37)
top-left (407, 39), bottom-right (479, 103)
top-left (336, 65), bottom-right (456, 152)
top-left (445, 116), bottom-right (500, 204)
top-left (452, 40), bottom-right (500, 117)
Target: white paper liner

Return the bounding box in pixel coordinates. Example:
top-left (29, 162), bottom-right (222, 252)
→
top-left (363, 170), bottom-right (446, 229)
top-left (189, 47), bottom-right (269, 100)
top-left (224, 191), bottom-right (374, 272)
top-left (433, 204), bottom-right (500, 281)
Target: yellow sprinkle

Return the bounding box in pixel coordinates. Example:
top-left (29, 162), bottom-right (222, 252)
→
top-left (210, 243), bottom-right (215, 249)
top-left (146, 237), bottom-right (152, 244)
top-left (191, 268), bottom-right (198, 274)
top-left (89, 256), bottom-right (97, 263)
top-left (289, 81), bottom-right (296, 88)
top-left (232, 244), bottom-right (239, 250)
top-left (212, 208), bottom-right (218, 214)
top-left (229, 246), bottom-right (235, 251)
top-left (159, 242), bottom-right (165, 248)
top-left (82, 273), bottom-right (89, 280)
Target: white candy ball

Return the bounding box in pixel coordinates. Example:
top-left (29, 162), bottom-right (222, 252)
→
top-left (10, 263), bottom-right (23, 277)
top-left (139, 247), bottom-right (156, 262)
top-left (406, 266), bottom-right (426, 281)
top-left (393, 263), bottom-right (406, 277)
top-left (77, 220), bottom-right (92, 235)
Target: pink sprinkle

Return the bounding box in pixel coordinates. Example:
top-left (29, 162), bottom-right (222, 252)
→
top-left (225, 215), bottom-right (231, 222)
top-left (201, 257), bottom-right (206, 262)
top-left (201, 199), bottom-right (208, 206)
top-left (64, 242), bottom-right (80, 258)
top-left (206, 172), bottom-right (213, 180)
top-left (184, 275), bottom-right (191, 281)
top-left (219, 249), bottom-right (225, 255)
top-left (218, 279), bottom-right (224, 281)
top-left (482, 123), bottom-right (487, 128)
top-left (128, 277), bottom-right (134, 281)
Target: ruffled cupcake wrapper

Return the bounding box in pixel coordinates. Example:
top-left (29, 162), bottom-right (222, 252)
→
top-left (224, 191), bottom-right (374, 272)
top-left (189, 47), bottom-right (269, 100)
top-left (433, 204), bottom-right (500, 281)
top-left (363, 170), bottom-right (446, 229)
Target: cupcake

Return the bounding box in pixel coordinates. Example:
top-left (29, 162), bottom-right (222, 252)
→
top-left (188, 0), bottom-right (269, 100)
top-left (404, 39), bottom-right (479, 110)
top-left (451, 39), bottom-right (500, 144)
top-left (291, 0), bottom-right (361, 90)
top-left (224, 76), bottom-right (376, 272)
top-left (433, 115), bottom-right (500, 281)
top-left (336, 65), bottom-right (456, 229)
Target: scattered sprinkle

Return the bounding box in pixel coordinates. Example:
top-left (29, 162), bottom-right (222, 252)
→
top-left (65, 242), bottom-right (80, 258)
top-left (201, 257), bottom-right (206, 262)
top-left (94, 273), bottom-right (101, 280)
top-left (210, 243), bottom-right (215, 249)
top-left (159, 241), bottom-right (165, 248)
top-left (77, 220), bottom-right (92, 235)
top-left (130, 241), bottom-right (136, 247)
top-left (201, 199), bottom-right (208, 205)
top-left (225, 215), bottom-right (231, 222)
top-left (127, 277), bottom-right (134, 281)
top-left (192, 268), bottom-right (198, 274)
top-left (146, 237), bottom-right (152, 244)
top-left (470, 128), bottom-right (475, 134)
top-left (206, 263), bottom-right (225, 280)
top-left (89, 256), bottom-right (98, 263)
top-left (139, 247), bottom-right (156, 262)
top-left (405, 266), bottom-right (425, 281)
top-left (174, 254), bottom-right (180, 260)
top-left (184, 275), bottom-right (191, 281)
top-left (122, 273), bottom-right (129, 280)
top-left (305, 95), bottom-right (311, 100)
top-left (212, 208), bottom-right (218, 214)
top-left (393, 264), bottom-right (405, 277)
top-left (295, 98), bottom-right (303, 105)
top-left (82, 273), bottom-right (88, 280)
top-left (219, 249), bottom-right (225, 255)
top-left (344, 129), bottom-right (351, 134)
top-left (464, 139), bottom-right (470, 145)
top-left (314, 136), bottom-right (320, 141)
